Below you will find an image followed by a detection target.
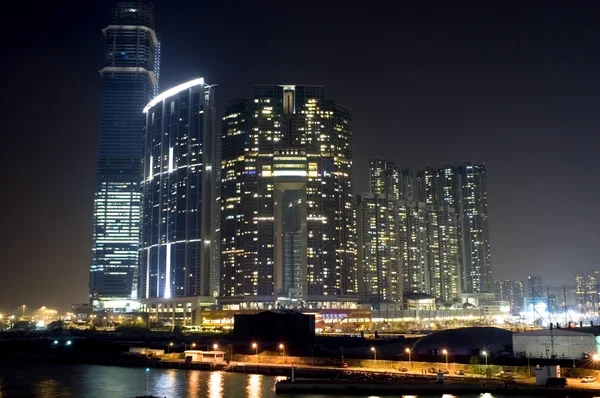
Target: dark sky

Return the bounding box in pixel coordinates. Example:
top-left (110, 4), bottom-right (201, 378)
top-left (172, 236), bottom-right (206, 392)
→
top-left (2, 1), bottom-right (600, 312)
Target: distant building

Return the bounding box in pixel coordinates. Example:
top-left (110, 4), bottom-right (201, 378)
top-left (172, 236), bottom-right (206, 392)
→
top-left (525, 276), bottom-right (544, 310)
top-left (89, 0), bottom-right (161, 311)
top-left (138, 79), bottom-right (218, 324)
top-left (400, 202), bottom-right (460, 302)
top-left (575, 270), bottom-right (600, 311)
top-left (494, 280), bottom-right (524, 314)
top-left (356, 193), bottom-right (402, 303)
top-left (370, 160), bottom-right (492, 295)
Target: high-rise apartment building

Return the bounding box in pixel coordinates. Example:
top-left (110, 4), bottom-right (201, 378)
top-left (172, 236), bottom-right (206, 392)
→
top-left (494, 280), bottom-right (524, 314)
top-left (356, 193), bottom-right (402, 303)
top-left (399, 202), bottom-right (460, 302)
top-left (220, 85), bottom-right (355, 307)
top-left (455, 162), bottom-right (492, 293)
top-left (412, 162), bottom-right (492, 294)
top-left (139, 79), bottom-right (218, 301)
top-left (575, 270), bottom-right (600, 311)
top-left (89, 0), bottom-right (160, 310)
top-left (369, 158), bottom-right (413, 202)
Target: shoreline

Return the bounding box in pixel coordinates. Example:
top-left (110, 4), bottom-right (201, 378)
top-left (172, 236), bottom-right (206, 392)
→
top-left (4, 354), bottom-right (600, 397)
top-left (275, 379), bottom-right (600, 397)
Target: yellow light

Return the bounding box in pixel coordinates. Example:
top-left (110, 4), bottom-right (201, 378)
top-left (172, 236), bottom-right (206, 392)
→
top-left (213, 343), bottom-right (218, 350)
top-left (170, 342), bottom-right (174, 346)
top-left (279, 343), bottom-right (284, 350)
top-left (192, 343), bottom-right (196, 348)
top-left (442, 349), bottom-right (448, 354)
top-left (371, 347), bottom-right (375, 352)
top-left (593, 354), bottom-right (600, 361)
top-left (252, 342), bottom-right (257, 349)
top-left (405, 348), bottom-right (410, 353)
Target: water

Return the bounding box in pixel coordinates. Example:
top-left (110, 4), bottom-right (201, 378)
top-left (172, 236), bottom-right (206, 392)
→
top-left (0, 362), bottom-right (535, 398)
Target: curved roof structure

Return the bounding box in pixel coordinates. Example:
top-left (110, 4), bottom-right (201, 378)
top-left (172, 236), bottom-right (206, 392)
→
top-left (412, 327), bottom-right (513, 356)
top-left (143, 78), bottom-right (205, 113)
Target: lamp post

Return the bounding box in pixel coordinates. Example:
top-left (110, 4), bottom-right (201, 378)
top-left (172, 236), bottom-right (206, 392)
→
top-left (252, 342), bottom-right (258, 363)
top-left (22, 305), bottom-right (26, 318)
top-left (371, 347), bottom-right (377, 362)
top-left (145, 368), bottom-right (150, 396)
top-left (213, 343), bottom-right (219, 351)
top-left (168, 342), bottom-right (174, 353)
top-left (279, 343), bottom-right (285, 363)
top-left (482, 350), bottom-right (488, 366)
top-left (442, 349), bottom-right (448, 365)
top-left (405, 348), bottom-right (412, 368)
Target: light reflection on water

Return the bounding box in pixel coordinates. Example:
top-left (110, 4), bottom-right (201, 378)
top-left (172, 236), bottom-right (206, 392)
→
top-left (207, 371), bottom-right (223, 398)
top-left (247, 373), bottom-right (263, 398)
top-left (0, 362), bottom-right (538, 398)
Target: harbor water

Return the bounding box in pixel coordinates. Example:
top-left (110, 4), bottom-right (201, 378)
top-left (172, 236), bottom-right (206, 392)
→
top-left (0, 362), bottom-right (541, 398)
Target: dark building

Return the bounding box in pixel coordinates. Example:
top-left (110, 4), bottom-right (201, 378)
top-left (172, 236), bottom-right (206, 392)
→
top-left (411, 326), bottom-right (513, 357)
top-left (220, 85), bottom-right (356, 306)
top-left (139, 79), bottom-right (218, 302)
top-left (233, 310), bottom-right (315, 347)
top-left (90, 0), bottom-right (161, 310)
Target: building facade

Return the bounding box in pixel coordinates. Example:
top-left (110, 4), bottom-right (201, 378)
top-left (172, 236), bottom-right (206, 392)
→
top-left (575, 270), bottom-right (600, 311)
top-left (90, 0), bottom-right (160, 310)
top-left (494, 279), bottom-right (524, 314)
top-left (220, 85), bottom-right (356, 305)
top-left (356, 193), bottom-right (402, 303)
top-left (139, 79), bottom-right (218, 309)
top-left (399, 202), bottom-right (460, 302)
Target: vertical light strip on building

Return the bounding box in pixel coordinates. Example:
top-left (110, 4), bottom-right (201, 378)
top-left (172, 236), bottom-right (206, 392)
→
top-left (165, 242), bottom-right (172, 298)
top-left (168, 147), bottom-right (174, 173)
top-left (145, 248), bottom-right (150, 299)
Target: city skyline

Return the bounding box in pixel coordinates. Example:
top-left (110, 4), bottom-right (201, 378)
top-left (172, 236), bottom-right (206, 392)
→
top-left (3, 1), bottom-right (600, 311)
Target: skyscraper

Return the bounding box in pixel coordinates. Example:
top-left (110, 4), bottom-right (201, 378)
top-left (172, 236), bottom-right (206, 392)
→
top-left (89, 0), bottom-right (160, 310)
top-left (414, 162), bottom-right (492, 294)
top-left (220, 85), bottom-right (355, 306)
top-left (399, 202), bottom-right (460, 302)
top-left (575, 270), bottom-right (600, 311)
top-left (356, 193), bottom-right (402, 303)
top-left (494, 280), bottom-right (524, 314)
top-left (455, 162), bottom-right (492, 293)
top-left (139, 79), bottom-right (217, 300)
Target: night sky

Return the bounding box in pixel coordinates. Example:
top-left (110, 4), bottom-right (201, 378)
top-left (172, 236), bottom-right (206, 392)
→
top-left (2, 1), bottom-right (600, 312)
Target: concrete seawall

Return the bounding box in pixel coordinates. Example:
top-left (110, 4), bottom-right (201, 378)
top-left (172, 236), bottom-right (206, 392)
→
top-left (275, 379), bottom-right (600, 397)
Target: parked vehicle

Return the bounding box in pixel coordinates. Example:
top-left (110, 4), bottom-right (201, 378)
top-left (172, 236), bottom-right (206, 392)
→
top-left (454, 369), bottom-right (465, 375)
top-left (546, 377), bottom-right (567, 387)
top-left (340, 362), bottom-right (348, 368)
top-left (438, 368), bottom-right (449, 374)
top-left (581, 376), bottom-right (596, 383)
top-left (398, 367), bottom-right (408, 372)
top-left (427, 367), bottom-right (437, 373)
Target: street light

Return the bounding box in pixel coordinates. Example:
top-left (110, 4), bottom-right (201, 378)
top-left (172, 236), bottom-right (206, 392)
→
top-left (371, 347), bottom-right (377, 361)
top-left (442, 349), bottom-right (448, 365)
top-left (168, 342), bottom-right (174, 353)
top-left (482, 350), bottom-right (488, 366)
top-left (279, 343), bottom-right (285, 355)
top-left (252, 342), bottom-right (258, 362)
top-left (405, 348), bottom-right (412, 368)
top-left (191, 343), bottom-right (197, 349)
top-left (145, 368), bottom-right (150, 396)
top-left (213, 343), bottom-right (219, 351)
